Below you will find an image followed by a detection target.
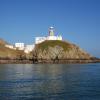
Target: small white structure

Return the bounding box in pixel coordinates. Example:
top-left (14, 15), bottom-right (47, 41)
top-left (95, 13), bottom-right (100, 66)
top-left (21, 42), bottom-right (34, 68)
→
top-left (24, 45), bottom-right (35, 53)
top-left (15, 43), bottom-right (25, 50)
top-left (5, 44), bottom-right (13, 49)
top-left (47, 35), bottom-right (62, 40)
top-left (35, 37), bottom-right (46, 44)
top-left (5, 44), bottom-right (16, 50)
top-left (57, 35), bottom-right (62, 40)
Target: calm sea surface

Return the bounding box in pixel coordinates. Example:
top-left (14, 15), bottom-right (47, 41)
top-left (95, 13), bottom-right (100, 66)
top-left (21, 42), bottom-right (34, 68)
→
top-left (0, 64), bottom-right (100, 100)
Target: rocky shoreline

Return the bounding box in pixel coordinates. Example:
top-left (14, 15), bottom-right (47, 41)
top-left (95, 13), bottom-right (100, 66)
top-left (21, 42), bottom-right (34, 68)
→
top-left (0, 39), bottom-right (100, 64)
top-left (0, 59), bottom-right (100, 64)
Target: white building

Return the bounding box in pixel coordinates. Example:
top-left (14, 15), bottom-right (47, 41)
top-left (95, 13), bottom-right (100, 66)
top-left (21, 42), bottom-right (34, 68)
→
top-left (5, 44), bottom-right (16, 50)
top-left (47, 35), bottom-right (62, 40)
top-left (24, 45), bottom-right (35, 53)
top-left (5, 44), bottom-right (13, 49)
top-left (35, 37), bottom-right (46, 44)
top-left (15, 43), bottom-right (25, 50)
top-left (35, 27), bottom-right (62, 44)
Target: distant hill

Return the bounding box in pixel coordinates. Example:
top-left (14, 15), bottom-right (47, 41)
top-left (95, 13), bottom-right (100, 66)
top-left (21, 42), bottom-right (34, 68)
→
top-left (0, 39), bottom-right (25, 59)
top-left (32, 40), bottom-right (93, 60)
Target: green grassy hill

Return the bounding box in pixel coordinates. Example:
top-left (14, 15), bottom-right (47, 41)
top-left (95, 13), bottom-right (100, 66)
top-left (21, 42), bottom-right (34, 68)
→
top-left (36, 40), bottom-right (71, 51)
top-left (0, 46), bottom-right (24, 58)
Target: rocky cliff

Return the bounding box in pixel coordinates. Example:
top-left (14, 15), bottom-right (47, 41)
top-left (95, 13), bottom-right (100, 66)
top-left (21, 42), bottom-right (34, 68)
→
top-left (32, 40), bottom-right (94, 63)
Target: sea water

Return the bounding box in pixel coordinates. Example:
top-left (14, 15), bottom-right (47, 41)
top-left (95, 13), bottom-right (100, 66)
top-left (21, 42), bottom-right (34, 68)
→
top-left (0, 64), bottom-right (100, 100)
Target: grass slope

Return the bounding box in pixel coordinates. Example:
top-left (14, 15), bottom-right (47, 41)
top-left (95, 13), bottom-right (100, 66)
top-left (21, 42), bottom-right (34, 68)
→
top-left (0, 39), bottom-right (24, 58)
top-left (0, 46), bottom-right (24, 58)
top-left (36, 40), bottom-right (71, 51)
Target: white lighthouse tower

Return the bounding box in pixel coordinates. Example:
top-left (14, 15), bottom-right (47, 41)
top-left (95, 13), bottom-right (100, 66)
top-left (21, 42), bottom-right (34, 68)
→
top-left (49, 27), bottom-right (54, 36)
top-left (47, 26), bottom-right (62, 40)
top-left (35, 27), bottom-right (62, 44)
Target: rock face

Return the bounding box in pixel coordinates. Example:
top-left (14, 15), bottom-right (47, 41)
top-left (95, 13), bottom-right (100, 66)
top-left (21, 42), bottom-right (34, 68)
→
top-left (33, 40), bottom-right (93, 61)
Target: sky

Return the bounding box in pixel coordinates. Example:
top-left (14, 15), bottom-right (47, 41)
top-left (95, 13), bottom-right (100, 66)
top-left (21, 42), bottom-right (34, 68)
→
top-left (0, 0), bottom-right (100, 57)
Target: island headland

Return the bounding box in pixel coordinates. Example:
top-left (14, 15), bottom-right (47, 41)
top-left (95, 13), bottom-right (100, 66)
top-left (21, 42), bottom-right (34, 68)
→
top-left (0, 27), bottom-right (100, 64)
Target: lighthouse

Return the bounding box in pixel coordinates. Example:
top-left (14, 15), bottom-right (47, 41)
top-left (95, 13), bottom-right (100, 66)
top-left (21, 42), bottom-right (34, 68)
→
top-left (49, 27), bottom-right (54, 36)
top-left (35, 27), bottom-right (62, 44)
